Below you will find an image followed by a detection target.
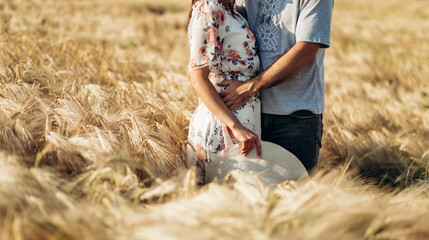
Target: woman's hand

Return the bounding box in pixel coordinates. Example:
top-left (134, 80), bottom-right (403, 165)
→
top-left (227, 124), bottom-right (261, 158)
top-left (189, 68), bottom-right (261, 158)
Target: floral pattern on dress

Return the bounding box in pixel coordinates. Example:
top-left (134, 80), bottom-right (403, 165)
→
top-left (187, 0), bottom-right (261, 185)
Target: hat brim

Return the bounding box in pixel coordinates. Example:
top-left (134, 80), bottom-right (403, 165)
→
top-left (206, 141), bottom-right (308, 185)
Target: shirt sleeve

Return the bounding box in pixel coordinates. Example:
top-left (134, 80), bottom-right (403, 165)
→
top-left (296, 0), bottom-right (334, 48)
top-left (188, 1), bottom-right (226, 72)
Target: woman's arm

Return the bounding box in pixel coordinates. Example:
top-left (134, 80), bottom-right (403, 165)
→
top-left (190, 67), bottom-right (261, 157)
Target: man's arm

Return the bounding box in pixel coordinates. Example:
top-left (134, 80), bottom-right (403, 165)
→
top-left (218, 41), bottom-right (320, 110)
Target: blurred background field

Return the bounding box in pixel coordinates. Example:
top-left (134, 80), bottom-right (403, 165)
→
top-left (0, 0), bottom-right (428, 239)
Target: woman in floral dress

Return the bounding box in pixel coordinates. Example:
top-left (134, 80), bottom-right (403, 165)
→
top-left (187, 0), bottom-right (261, 185)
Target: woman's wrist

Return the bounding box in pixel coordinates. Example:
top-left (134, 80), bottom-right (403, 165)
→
top-left (227, 119), bottom-right (243, 130)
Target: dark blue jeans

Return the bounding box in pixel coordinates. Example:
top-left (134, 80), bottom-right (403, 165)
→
top-left (261, 111), bottom-right (323, 171)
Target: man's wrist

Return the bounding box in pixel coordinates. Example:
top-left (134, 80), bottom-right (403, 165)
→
top-left (246, 77), bottom-right (259, 96)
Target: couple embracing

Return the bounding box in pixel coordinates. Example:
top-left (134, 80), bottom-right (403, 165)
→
top-left (186, 0), bottom-right (333, 185)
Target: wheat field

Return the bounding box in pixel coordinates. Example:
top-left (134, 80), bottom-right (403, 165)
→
top-left (0, 0), bottom-right (428, 239)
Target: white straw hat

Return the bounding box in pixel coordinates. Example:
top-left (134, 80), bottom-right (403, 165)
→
top-left (206, 141), bottom-right (308, 186)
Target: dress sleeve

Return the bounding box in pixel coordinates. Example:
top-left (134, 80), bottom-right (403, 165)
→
top-left (188, 1), bottom-right (226, 71)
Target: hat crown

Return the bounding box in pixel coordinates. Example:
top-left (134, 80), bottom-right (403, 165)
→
top-left (206, 141), bottom-right (308, 185)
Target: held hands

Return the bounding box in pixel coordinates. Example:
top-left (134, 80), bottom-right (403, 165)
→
top-left (227, 124), bottom-right (262, 158)
top-left (217, 79), bottom-right (255, 110)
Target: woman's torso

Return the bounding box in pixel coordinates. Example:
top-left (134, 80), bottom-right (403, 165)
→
top-left (188, 0), bottom-right (260, 85)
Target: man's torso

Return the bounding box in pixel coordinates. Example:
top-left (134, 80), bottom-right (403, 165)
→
top-left (235, 0), bottom-right (333, 115)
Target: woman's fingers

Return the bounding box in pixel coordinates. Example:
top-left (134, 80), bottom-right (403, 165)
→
top-left (242, 140), bottom-right (254, 155)
top-left (232, 126), bottom-right (260, 156)
top-left (256, 138), bottom-right (262, 158)
top-left (241, 139), bottom-right (250, 154)
top-left (241, 136), bottom-right (260, 156)
top-left (243, 142), bottom-right (254, 156)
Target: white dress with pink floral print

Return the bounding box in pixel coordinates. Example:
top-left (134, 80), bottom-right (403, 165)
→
top-left (187, 0), bottom-right (261, 185)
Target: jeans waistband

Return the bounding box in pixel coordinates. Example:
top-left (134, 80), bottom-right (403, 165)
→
top-left (262, 110), bottom-right (321, 117)
top-left (291, 110), bottom-right (318, 117)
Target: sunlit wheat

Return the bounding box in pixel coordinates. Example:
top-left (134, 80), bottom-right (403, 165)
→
top-left (0, 0), bottom-right (428, 239)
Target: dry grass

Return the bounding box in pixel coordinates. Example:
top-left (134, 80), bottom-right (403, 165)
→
top-left (0, 0), bottom-right (428, 239)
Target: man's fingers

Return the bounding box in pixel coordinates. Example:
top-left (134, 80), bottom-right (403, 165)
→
top-left (222, 94), bottom-right (232, 102)
top-left (229, 103), bottom-right (241, 111)
top-left (225, 100), bottom-right (235, 110)
top-left (228, 97), bottom-right (248, 111)
top-left (217, 80), bottom-right (232, 86)
top-left (229, 104), bottom-right (237, 111)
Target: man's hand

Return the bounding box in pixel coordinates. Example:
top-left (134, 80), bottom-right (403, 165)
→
top-left (217, 79), bottom-right (255, 110)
